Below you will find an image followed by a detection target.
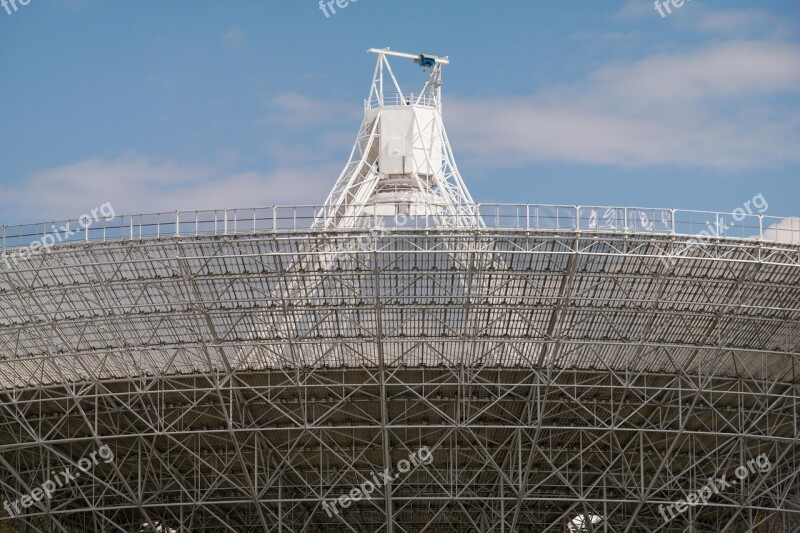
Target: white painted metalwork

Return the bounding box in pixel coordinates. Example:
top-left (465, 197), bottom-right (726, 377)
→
top-left (311, 49), bottom-right (481, 230)
top-left (0, 49), bottom-right (798, 533)
top-left (0, 229), bottom-right (798, 531)
top-left (3, 204), bottom-right (799, 252)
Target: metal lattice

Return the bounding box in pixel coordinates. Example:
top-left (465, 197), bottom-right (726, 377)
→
top-left (0, 229), bottom-right (798, 532)
top-left (0, 48), bottom-right (798, 532)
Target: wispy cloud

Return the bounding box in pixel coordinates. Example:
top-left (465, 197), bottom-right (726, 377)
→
top-left (615, 1), bottom-right (794, 38)
top-left (262, 92), bottom-right (360, 129)
top-left (447, 40), bottom-right (800, 170)
top-left (224, 26), bottom-right (247, 49)
top-left (0, 89), bottom-right (361, 224)
top-left (0, 156), bottom-right (334, 222)
top-left (687, 9), bottom-right (786, 37)
top-left (763, 218), bottom-right (800, 243)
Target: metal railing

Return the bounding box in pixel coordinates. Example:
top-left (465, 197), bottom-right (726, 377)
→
top-left (1, 204), bottom-right (799, 252)
top-left (364, 92), bottom-right (438, 110)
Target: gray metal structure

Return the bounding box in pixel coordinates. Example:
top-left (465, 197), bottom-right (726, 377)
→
top-left (0, 51), bottom-right (799, 533)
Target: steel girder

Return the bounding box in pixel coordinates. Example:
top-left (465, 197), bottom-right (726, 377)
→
top-left (0, 230), bottom-right (798, 532)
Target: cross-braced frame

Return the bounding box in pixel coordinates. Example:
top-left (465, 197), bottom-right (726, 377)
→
top-left (0, 230), bottom-right (798, 532)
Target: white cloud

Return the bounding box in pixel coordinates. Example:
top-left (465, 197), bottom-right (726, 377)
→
top-left (689, 9), bottom-right (783, 36)
top-left (0, 89), bottom-right (361, 224)
top-left (0, 156), bottom-right (335, 222)
top-left (615, 2), bottom-right (792, 39)
top-left (763, 218), bottom-right (800, 243)
top-left (262, 92), bottom-right (360, 129)
top-left (447, 41), bottom-right (800, 170)
top-left (224, 26), bottom-right (246, 48)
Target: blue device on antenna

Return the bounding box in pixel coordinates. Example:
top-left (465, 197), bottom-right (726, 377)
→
top-left (416, 55), bottom-right (436, 70)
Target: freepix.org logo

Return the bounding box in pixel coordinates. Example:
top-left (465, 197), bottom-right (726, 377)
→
top-left (654, 0), bottom-right (692, 18)
top-left (3, 444), bottom-right (115, 517)
top-left (318, 0), bottom-right (365, 18)
top-left (1, 0), bottom-right (31, 16)
top-left (1, 201), bottom-right (116, 271)
top-left (322, 446), bottom-right (433, 517)
top-left (658, 454), bottom-right (772, 524)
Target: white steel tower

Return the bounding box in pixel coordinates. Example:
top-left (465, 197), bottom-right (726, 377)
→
top-left (313, 48), bottom-right (481, 230)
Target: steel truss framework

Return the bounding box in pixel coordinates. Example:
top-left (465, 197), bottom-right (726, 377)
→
top-left (312, 49), bottom-right (480, 231)
top-left (0, 230), bottom-right (798, 532)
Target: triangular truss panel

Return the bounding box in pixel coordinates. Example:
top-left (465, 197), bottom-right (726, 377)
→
top-left (0, 49), bottom-right (798, 533)
top-left (313, 48), bottom-right (482, 230)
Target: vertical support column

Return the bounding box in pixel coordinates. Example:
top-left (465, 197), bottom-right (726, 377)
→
top-left (373, 251), bottom-right (394, 533)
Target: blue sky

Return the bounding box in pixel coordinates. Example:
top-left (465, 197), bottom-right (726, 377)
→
top-left (0, 0), bottom-right (798, 224)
